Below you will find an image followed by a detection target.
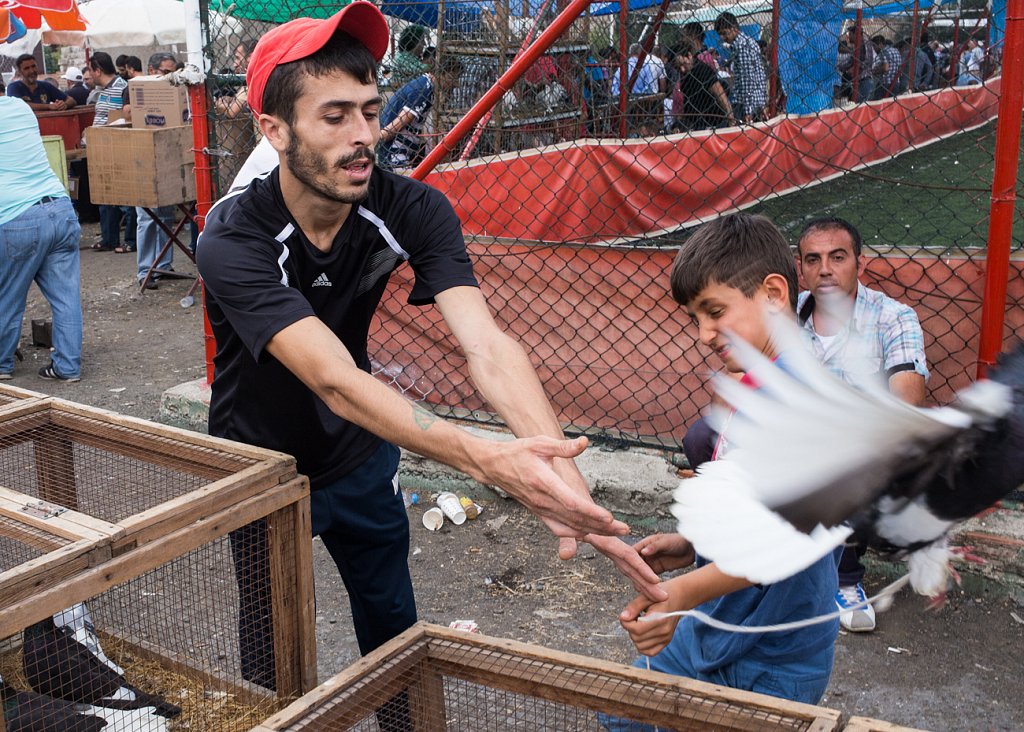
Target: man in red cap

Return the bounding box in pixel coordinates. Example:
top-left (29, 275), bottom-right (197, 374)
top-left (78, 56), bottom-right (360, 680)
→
top-left (197, 1), bottom-right (663, 690)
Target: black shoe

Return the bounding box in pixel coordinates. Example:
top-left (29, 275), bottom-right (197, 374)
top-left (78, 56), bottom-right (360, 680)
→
top-left (38, 363), bottom-right (80, 382)
top-left (141, 280), bottom-right (158, 290)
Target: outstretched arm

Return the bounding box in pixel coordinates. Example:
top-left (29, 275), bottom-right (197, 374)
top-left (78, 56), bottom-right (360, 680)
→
top-left (435, 286), bottom-right (667, 598)
top-left (266, 313), bottom-right (623, 538)
top-left (619, 563), bottom-right (752, 656)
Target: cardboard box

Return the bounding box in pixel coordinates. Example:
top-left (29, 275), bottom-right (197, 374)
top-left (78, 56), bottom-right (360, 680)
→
top-left (68, 176), bottom-right (79, 200)
top-left (85, 125), bottom-right (195, 207)
top-left (128, 75), bottom-right (190, 129)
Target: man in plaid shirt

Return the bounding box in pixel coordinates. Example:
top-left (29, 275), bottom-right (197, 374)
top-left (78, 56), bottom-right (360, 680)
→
top-left (714, 12), bottom-right (767, 123)
top-left (871, 35), bottom-right (904, 98)
top-left (796, 217), bottom-right (928, 634)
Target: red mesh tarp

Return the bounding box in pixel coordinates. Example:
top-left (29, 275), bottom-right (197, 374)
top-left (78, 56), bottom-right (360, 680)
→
top-left (424, 82), bottom-right (1001, 245)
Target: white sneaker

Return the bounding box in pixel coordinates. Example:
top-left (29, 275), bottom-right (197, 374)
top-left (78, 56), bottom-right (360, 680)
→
top-left (836, 583), bottom-right (876, 632)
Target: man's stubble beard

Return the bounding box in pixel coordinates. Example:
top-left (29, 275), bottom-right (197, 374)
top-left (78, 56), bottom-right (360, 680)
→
top-left (284, 130), bottom-right (374, 205)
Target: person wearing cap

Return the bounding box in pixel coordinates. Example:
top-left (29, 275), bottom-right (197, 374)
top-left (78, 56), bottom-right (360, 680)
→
top-left (197, 1), bottom-right (664, 690)
top-left (62, 67), bottom-right (90, 106)
top-left (7, 54), bottom-right (76, 111)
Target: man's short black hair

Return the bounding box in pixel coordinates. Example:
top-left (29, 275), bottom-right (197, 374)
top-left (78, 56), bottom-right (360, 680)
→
top-left (90, 52), bottom-right (116, 76)
top-left (670, 213), bottom-right (798, 311)
top-left (261, 31), bottom-right (377, 125)
top-left (714, 12), bottom-right (740, 33)
top-left (797, 217), bottom-right (863, 257)
top-left (15, 54), bottom-right (34, 71)
top-left (397, 25), bottom-right (427, 54)
top-left (115, 54), bottom-right (129, 67)
top-left (682, 22), bottom-right (705, 44)
top-left (124, 56), bottom-right (142, 73)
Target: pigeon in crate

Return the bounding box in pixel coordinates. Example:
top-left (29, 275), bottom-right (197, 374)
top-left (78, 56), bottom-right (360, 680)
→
top-left (1, 673), bottom-right (105, 732)
top-left (22, 610), bottom-right (181, 720)
top-left (672, 322), bottom-right (1023, 603)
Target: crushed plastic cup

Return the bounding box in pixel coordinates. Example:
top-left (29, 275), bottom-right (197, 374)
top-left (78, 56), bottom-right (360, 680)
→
top-left (437, 492), bottom-right (467, 525)
top-left (422, 507), bottom-right (444, 531)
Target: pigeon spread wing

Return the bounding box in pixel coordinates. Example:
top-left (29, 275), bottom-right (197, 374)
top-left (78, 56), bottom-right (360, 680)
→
top-left (672, 320), bottom-right (1011, 587)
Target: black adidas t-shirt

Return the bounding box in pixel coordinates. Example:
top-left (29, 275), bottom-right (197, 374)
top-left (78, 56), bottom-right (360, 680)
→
top-left (197, 167), bottom-right (478, 488)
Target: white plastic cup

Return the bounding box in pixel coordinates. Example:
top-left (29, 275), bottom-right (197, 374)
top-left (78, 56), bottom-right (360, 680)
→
top-left (436, 492), bottom-right (467, 525)
top-left (422, 507), bottom-right (444, 531)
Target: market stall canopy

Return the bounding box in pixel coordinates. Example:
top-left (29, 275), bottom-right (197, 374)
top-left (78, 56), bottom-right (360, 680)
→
top-left (74, 0), bottom-right (239, 48)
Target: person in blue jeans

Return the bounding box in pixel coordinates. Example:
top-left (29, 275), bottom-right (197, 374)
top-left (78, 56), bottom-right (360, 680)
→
top-left (135, 205), bottom-right (175, 288)
top-left (0, 96), bottom-right (83, 383)
top-left (601, 214), bottom-right (840, 730)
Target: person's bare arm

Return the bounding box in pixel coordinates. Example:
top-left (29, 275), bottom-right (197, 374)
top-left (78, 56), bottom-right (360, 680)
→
top-left (889, 371), bottom-right (926, 406)
top-left (434, 286), bottom-right (670, 598)
top-left (380, 108), bottom-right (417, 143)
top-left (619, 563), bottom-right (753, 655)
top-left (266, 313), bottom-right (623, 538)
top-left (710, 81), bottom-right (735, 124)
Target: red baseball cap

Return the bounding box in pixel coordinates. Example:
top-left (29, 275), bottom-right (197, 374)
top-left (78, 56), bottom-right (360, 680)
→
top-left (246, 1), bottom-right (390, 118)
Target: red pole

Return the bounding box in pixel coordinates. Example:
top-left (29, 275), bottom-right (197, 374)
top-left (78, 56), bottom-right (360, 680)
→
top-left (768, 0), bottom-right (780, 116)
top-left (411, 0), bottom-right (594, 179)
top-left (852, 11), bottom-right (863, 102)
top-left (188, 83), bottom-right (217, 385)
top-left (976, 0), bottom-right (1024, 377)
top-left (618, 0), bottom-right (627, 138)
top-left (627, 0), bottom-right (671, 93)
top-left (909, 0), bottom-right (920, 91)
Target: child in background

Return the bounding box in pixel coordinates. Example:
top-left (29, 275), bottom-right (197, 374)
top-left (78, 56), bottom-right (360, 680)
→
top-left (603, 214), bottom-right (841, 730)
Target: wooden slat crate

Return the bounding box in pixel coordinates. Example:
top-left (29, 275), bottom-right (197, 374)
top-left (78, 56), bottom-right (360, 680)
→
top-left (0, 397), bottom-right (318, 731)
top-left (0, 383), bottom-right (46, 412)
top-left (842, 717), bottom-right (928, 732)
top-left (254, 623), bottom-right (844, 732)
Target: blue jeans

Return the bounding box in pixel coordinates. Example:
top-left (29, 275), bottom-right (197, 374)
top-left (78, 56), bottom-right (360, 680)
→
top-left (98, 204), bottom-right (121, 247)
top-left (121, 206), bottom-right (136, 245)
top-left (855, 77), bottom-right (874, 103)
top-left (136, 205), bottom-right (175, 282)
top-left (0, 198), bottom-right (82, 378)
top-left (599, 637), bottom-right (833, 731)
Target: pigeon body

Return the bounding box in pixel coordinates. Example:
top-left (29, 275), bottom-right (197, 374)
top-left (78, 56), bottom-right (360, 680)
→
top-left (1, 675), bottom-right (105, 732)
top-left (672, 322), bottom-right (1024, 598)
top-left (22, 618), bottom-right (181, 719)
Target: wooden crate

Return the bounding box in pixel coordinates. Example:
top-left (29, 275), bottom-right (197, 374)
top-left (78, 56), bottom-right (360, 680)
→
top-left (842, 718), bottom-right (929, 732)
top-left (0, 396), bottom-right (317, 729)
top-left (254, 623), bottom-right (843, 732)
top-left (0, 383), bottom-right (46, 412)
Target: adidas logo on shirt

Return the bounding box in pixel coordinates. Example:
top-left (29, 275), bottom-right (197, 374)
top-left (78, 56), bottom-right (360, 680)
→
top-left (312, 272), bottom-right (332, 287)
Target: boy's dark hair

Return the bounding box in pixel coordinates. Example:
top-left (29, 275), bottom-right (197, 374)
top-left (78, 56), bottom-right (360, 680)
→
top-left (797, 216), bottom-right (863, 257)
top-left (261, 31), bottom-right (377, 125)
top-left (682, 22), bottom-right (705, 44)
top-left (15, 54), bottom-right (34, 71)
top-left (124, 56), bottom-right (142, 73)
top-left (398, 25), bottom-right (427, 54)
top-left (670, 213), bottom-right (797, 311)
top-left (115, 54), bottom-right (129, 68)
top-left (714, 12), bottom-right (740, 33)
top-left (90, 52), bottom-right (116, 76)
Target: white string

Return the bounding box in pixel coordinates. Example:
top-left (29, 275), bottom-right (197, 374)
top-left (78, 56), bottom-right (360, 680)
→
top-left (638, 573), bottom-right (911, 634)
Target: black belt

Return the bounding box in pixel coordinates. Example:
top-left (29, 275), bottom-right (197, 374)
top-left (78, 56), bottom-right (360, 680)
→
top-left (33, 195), bottom-right (60, 206)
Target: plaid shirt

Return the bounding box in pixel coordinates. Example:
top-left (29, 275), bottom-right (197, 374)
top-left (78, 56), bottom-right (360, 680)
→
top-left (728, 32), bottom-right (768, 114)
top-left (875, 46), bottom-right (903, 92)
top-left (797, 283), bottom-right (929, 388)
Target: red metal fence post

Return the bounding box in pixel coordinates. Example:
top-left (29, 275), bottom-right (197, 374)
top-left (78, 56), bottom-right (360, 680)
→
top-left (411, 0), bottom-right (594, 180)
top-left (188, 83), bottom-right (218, 385)
top-left (977, 0), bottom-right (1024, 377)
top-left (769, 0), bottom-right (781, 116)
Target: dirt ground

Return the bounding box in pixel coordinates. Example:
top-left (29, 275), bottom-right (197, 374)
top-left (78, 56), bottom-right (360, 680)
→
top-left (7, 220), bottom-right (1023, 731)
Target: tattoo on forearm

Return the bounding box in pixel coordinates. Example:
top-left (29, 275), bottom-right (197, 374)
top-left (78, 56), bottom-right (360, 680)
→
top-left (413, 404), bottom-right (437, 431)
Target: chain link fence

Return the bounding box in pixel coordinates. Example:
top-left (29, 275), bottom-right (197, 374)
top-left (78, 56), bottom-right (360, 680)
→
top-left (197, 0), bottom-right (1022, 453)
